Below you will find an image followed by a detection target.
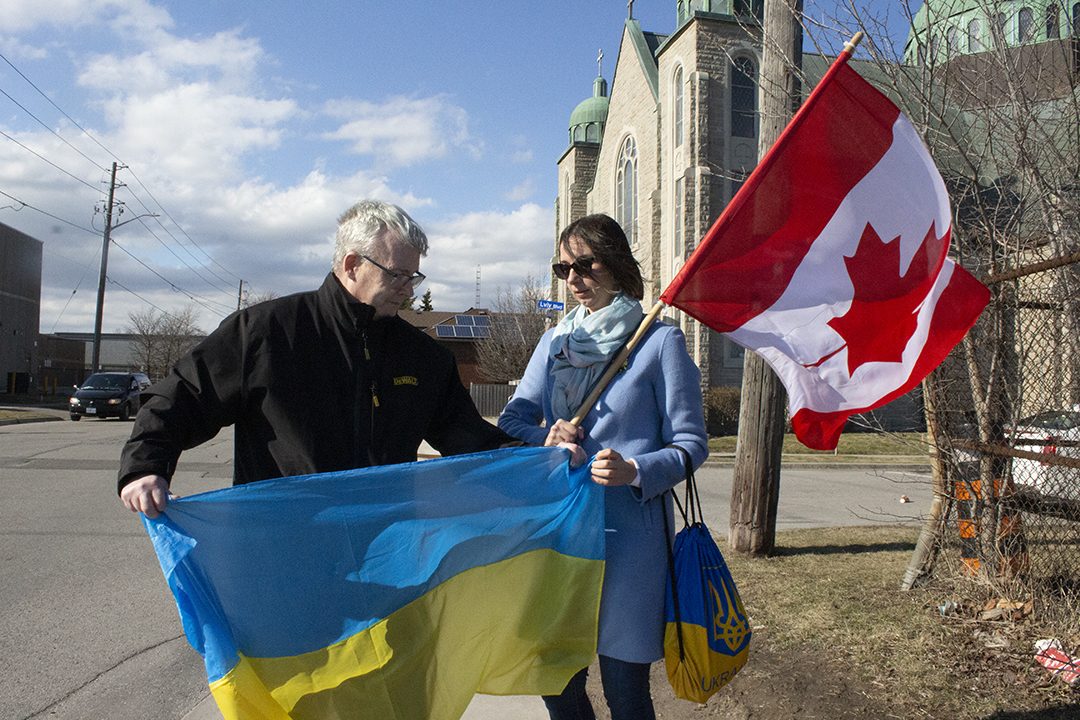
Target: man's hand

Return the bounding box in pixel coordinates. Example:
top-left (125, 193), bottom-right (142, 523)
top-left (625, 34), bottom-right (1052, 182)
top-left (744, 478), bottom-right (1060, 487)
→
top-left (544, 419), bottom-right (584, 447)
top-left (120, 475), bottom-right (170, 518)
top-left (590, 448), bottom-right (637, 486)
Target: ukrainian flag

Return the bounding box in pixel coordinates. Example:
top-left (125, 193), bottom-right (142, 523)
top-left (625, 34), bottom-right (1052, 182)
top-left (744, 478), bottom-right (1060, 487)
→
top-left (142, 446), bottom-right (604, 719)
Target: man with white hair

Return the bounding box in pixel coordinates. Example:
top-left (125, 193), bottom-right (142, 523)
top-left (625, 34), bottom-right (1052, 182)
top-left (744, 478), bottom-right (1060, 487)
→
top-left (119, 199), bottom-right (513, 516)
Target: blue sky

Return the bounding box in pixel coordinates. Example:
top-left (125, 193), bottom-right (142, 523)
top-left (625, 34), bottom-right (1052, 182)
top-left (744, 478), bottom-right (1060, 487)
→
top-left (0, 0), bottom-right (914, 334)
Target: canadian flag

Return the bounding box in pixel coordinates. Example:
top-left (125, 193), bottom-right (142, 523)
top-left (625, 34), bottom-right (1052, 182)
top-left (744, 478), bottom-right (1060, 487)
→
top-left (661, 52), bottom-right (989, 450)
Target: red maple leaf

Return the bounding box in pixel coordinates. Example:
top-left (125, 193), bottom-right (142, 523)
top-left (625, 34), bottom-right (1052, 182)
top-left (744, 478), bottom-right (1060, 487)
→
top-left (826, 222), bottom-right (947, 376)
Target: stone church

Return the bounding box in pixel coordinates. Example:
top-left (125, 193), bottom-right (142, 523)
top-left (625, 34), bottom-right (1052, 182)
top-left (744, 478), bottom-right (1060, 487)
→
top-left (555, 0), bottom-right (776, 391)
top-left (553, 0), bottom-right (1078, 415)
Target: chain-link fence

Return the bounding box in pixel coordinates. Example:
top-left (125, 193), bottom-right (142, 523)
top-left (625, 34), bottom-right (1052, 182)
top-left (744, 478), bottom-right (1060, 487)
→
top-left (908, 250), bottom-right (1080, 637)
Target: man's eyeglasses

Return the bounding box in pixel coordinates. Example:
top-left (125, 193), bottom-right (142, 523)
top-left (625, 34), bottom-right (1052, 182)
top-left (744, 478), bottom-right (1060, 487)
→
top-left (361, 255), bottom-right (426, 289)
top-left (552, 256), bottom-right (596, 281)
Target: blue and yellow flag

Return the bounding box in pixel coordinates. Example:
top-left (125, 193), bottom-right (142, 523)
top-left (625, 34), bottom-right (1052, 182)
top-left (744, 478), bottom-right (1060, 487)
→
top-left (142, 447), bottom-right (604, 719)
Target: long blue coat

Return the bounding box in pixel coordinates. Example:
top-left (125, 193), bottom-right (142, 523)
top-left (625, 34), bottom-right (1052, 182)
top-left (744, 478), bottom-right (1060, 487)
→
top-left (498, 321), bottom-right (708, 663)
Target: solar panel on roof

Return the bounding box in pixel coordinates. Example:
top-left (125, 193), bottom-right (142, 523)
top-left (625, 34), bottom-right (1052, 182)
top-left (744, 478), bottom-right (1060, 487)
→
top-left (457, 326), bottom-right (475, 337)
top-left (473, 326), bottom-right (491, 338)
top-left (456, 315), bottom-right (475, 326)
top-left (435, 326), bottom-right (456, 337)
top-left (473, 316), bottom-right (491, 327)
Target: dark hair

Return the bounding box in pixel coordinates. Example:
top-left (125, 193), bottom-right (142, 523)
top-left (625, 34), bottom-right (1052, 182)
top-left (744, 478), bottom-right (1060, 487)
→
top-left (558, 214), bottom-right (644, 300)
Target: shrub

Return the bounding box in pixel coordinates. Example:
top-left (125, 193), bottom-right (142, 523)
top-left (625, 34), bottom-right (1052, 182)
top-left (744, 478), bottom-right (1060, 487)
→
top-left (704, 386), bottom-right (741, 437)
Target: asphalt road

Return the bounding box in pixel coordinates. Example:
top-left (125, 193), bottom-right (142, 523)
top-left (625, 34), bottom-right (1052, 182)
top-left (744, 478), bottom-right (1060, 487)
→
top-left (0, 412), bottom-right (931, 720)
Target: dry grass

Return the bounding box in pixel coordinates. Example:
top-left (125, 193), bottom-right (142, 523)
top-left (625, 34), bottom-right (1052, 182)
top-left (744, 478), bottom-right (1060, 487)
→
top-left (721, 525), bottom-right (1080, 718)
top-left (708, 431), bottom-right (929, 457)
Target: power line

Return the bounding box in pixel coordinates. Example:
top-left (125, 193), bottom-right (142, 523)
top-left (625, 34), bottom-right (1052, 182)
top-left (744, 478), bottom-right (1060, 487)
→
top-left (109, 236), bottom-right (234, 316)
top-left (105, 276), bottom-right (183, 321)
top-left (0, 127), bottom-right (102, 192)
top-left (125, 168), bottom-right (243, 282)
top-left (0, 188), bottom-right (97, 234)
top-left (130, 212), bottom-right (236, 295)
top-left (0, 50), bottom-right (115, 161)
top-left (51, 247), bottom-right (102, 332)
top-left (121, 190), bottom-right (238, 292)
top-left (0, 51), bottom-right (244, 287)
top-left (0, 85), bottom-right (107, 172)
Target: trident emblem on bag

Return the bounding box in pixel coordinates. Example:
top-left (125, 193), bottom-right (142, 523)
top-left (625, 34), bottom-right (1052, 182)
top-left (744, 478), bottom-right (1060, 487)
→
top-left (709, 578), bottom-right (751, 654)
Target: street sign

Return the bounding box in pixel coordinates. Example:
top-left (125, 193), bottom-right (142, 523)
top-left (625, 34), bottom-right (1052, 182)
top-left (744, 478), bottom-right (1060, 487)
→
top-left (537, 299), bottom-right (565, 311)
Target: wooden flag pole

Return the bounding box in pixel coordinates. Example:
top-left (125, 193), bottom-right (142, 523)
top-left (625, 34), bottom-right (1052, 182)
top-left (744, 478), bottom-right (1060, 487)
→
top-left (844, 31), bottom-right (864, 54)
top-left (569, 300), bottom-right (666, 426)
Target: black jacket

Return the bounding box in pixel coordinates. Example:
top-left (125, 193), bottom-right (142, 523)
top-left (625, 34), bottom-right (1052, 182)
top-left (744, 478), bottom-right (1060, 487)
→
top-left (118, 273), bottom-right (511, 492)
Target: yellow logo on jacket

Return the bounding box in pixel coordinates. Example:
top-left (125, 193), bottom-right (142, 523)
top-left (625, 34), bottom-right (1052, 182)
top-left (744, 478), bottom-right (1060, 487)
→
top-left (393, 376), bottom-right (418, 386)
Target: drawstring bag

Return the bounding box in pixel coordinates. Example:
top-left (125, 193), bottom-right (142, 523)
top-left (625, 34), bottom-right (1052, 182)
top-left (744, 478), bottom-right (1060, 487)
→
top-left (662, 447), bottom-right (752, 703)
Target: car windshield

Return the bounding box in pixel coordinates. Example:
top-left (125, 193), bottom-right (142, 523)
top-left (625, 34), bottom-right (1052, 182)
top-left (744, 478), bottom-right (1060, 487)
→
top-left (81, 374), bottom-right (127, 390)
top-left (1016, 411), bottom-right (1080, 432)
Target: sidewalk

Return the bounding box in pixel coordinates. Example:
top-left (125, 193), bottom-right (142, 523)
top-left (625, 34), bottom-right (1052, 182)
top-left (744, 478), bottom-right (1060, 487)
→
top-left (181, 691), bottom-right (549, 720)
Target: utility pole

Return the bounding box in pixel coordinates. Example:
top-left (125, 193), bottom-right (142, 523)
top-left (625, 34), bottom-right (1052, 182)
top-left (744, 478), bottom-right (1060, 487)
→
top-left (237, 279), bottom-right (244, 310)
top-left (729, 0), bottom-right (803, 556)
top-left (91, 162), bottom-right (120, 373)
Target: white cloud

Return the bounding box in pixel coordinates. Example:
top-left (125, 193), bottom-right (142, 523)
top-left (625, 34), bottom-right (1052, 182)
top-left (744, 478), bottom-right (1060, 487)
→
top-left (2, 2), bottom-right (550, 334)
top-left (322, 95), bottom-right (478, 168)
top-left (0, 0), bottom-right (173, 34)
top-left (510, 149), bottom-right (534, 164)
top-left (423, 203), bottom-right (554, 311)
top-left (0, 36), bottom-right (47, 61)
top-left (503, 178), bottom-right (536, 202)
top-left (78, 30), bottom-right (265, 94)
top-left (102, 83), bottom-right (297, 185)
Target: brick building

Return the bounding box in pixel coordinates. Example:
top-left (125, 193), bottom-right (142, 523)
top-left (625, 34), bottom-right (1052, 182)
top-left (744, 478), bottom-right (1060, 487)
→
top-left (0, 223), bottom-right (42, 394)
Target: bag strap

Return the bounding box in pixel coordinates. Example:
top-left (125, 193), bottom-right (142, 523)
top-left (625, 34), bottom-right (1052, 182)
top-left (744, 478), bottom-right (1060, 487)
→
top-left (670, 445), bottom-right (703, 526)
top-left (661, 490), bottom-right (685, 662)
top-left (663, 444), bottom-right (697, 663)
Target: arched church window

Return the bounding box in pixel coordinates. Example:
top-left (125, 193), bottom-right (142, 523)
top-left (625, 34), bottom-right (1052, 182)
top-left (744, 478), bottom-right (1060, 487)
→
top-left (730, 56), bottom-right (757, 138)
top-left (615, 136), bottom-right (638, 245)
top-left (947, 26), bottom-right (960, 55)
top-left (1047, 4), bottom-right (1061, 38)
top-left (968, 18), bottom-right (983, 51)
top-left (1018, 7), bottom-right (1034, 42)
top-left (673, 66), bottom-right (684, 149)
top-left (1073, 3), bottom-right (1080, 36)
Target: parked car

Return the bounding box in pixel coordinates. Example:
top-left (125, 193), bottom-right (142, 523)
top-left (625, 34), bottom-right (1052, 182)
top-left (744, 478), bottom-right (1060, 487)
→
top-left (1009, 410), bottom-right (1080, 498)
top-left (69, 372), bottom-right (151, 421)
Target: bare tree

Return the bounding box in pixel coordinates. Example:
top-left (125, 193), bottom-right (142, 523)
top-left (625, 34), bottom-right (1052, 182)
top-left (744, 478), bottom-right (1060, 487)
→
top-left (241, 290), bottom-right (278, 308)
top-left (475, 276), bottom-right (549, 383)
top-left (125, 305), bottom-right (205, 380)
top-left (808, 1), bottom-right (1080, 584)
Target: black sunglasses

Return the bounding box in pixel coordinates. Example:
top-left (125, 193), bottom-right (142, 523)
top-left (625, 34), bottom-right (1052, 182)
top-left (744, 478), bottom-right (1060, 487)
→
top-left (552, 256), bottom-right (596, 280)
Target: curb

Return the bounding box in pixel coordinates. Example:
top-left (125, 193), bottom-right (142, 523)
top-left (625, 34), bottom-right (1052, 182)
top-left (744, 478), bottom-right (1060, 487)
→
top-left (0, 414), bottom-right (63, 427)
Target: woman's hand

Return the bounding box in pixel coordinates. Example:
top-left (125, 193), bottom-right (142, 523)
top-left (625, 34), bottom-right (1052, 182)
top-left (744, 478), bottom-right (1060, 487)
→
top-left (556, 442), bottom-right (588, 468)
top-left (544, 419), bottom-right (584, 447)
top-left (590, 448), bottom-right (637, 486)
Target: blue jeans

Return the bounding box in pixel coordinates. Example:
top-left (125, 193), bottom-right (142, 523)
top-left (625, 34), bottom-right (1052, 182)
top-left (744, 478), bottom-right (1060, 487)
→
top-left (542, 655), bottom-right (656, 720)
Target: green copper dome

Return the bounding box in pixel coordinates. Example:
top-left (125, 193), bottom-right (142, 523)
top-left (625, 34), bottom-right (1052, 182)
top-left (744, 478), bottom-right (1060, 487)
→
top-left (904, 0), bottom-right (1076, 64)
top-left (568, 76), bottom-right (609, 145)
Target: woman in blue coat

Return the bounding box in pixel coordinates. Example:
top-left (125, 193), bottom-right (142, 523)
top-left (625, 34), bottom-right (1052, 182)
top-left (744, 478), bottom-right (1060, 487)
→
top-left (499, 214), bottom-right (708, 720)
